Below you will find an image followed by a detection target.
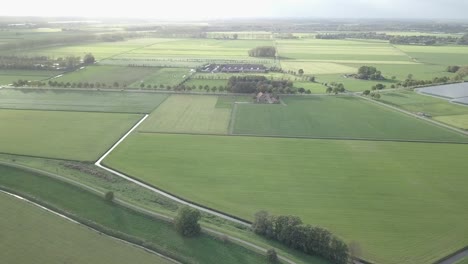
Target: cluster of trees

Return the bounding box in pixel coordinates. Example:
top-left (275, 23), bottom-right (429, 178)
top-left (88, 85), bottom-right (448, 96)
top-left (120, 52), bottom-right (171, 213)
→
top-left (316, 32), bottom-right (468, 46)
top-left (12, 79), bottom-right (46, 87)
top-left (363, 90), bottom-right (381, 99)
top-left (227, 76), bottom-right (295, 94)
top-left (399, 74), bottom-right (451, 88)
top-left (447, 65), bottom-right (461, 73)
top-left (356, 66), bottom-right (385, 80)
top-left (253, 211), bottom-right (349, 264)
top-left (248, 46), bottom-right (276, 57)
top-left (389, 35), bottom-right (459, 45)
top-left (372, 83), bottom-right (386, 90)
top-left (325, 82), bottom-right (346, 94)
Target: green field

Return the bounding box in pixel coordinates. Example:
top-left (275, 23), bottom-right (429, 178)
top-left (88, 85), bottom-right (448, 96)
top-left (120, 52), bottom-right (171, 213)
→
top-left (55, 65), bottom-right (156, 87)
top-left (380, 90), bottom-right (468, 129)
top-left (293, 81), bottom-right (327, 93)
top-left (0, 192), bottom-right (172, 264)
top-left (185, 78), bottom-right (229, 89)
top-left (128, 67), bottom-right (191, 88)
top-left (281, 61), bottom-right (357, 75)
top-left (0, 89), bottom-right (168, 113)
top-left (0, 70), bottom-right (59, 85)
top-left (233, 96), bottom-right (468, 142)
top-left (395, 45), bottom-right (468, 66)
top-left (0, 164), bottom-right (274, 264)
top-left (315, 74), bottom-right (396, 92)
top-left (139, 95), bottom-right (232, 134)
top-left (104, 133), bottom-right (468, 264)
top-left (0, 110), bottom-right (141, 160)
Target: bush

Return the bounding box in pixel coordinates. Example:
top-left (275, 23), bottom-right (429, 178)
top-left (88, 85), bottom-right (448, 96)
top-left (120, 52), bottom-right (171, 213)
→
top-left (104, 191), bottom-right (114, 201)
top-left (174, 206), bottom-right (201, 237)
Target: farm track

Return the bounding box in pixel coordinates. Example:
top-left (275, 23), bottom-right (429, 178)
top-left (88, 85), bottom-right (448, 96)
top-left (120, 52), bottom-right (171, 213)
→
top-left (0, 189), bottom-right (182, 264)
top-left (0, 161), bottom-right (298, 264)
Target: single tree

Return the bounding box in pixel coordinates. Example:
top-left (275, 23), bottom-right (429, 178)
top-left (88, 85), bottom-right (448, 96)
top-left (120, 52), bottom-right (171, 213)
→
top-left (298, 69), bottom-right (304, 75)
top-left (104, 191), bottom-right (114, 201)
top-left (83, 53), bottom-right (95, 64)
top-left (174, 206), bottom-right (201, 237)
top-left (363, 90), bottom-right (371, 96)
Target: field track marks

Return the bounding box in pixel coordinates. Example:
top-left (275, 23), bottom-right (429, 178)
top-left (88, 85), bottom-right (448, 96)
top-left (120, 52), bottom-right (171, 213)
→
top-left (95, 114), bottom-right (251, 226)
top-left (0, 189), bottom-right (182, 264)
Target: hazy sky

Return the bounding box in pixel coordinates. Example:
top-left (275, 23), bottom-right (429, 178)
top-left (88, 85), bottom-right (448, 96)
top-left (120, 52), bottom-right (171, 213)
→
top-left (2, 0), bottom-right (468, 20)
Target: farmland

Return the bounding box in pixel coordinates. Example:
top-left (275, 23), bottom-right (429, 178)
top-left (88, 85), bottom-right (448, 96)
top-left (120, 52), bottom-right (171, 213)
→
top-left (0, 164), bottom-right (273, 264)
top-left (2, 21), bottom-right (468, 264)
top-left (0, 192), bottom-right (173, 264)
top-left (0, 89), bottom-right (168, 113)
top-left (0, 110), bottom-right (141, 160)
top-left (55, 65), bottom-right (157, 87)
top-left (139, 95), bottom-right (232, 134)
top-left (0, 69), bottom-right (59, 85)
top-left (104, 133), bottom-right (468, 264)
top-left (380, 89), bottom-right (468, 129)
top-left (233, 96), bottom-right (468, 142)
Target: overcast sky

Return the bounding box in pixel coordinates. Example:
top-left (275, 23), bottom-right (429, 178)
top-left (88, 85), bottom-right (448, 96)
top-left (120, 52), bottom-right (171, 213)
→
top-left (2, 0), bottom-right (468, 20)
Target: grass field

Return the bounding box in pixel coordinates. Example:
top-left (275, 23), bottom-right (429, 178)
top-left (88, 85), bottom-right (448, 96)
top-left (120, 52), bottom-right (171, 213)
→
top-left (0, 192), bottom-right (172, 264)
top-left (395, 45), bottom-right (468, 66)
top-left (293, 81), bottom-right (327, 93)
top-left (380, 90), bottom-right (468, 129)
top-left (185, 78), bottom-right (229, 88)
top-left (55, 65), bottom-right (156, 87)
top-left (0, 164), bottom-right (276, 264)
top-left (0, 70), bottom-right (59, 85)
top-left (128, 68), bottom-right (190, 88)
top-left (233, 96), bottom-right (468, 142)
top-left (0, 110), bottom-right (141, 160)
top-left (104, 133), bottom-right (468, 264)
top-left (280, 61), bottom-right (356, 75)
top-left (139, 95), bottom-right (232, 134)
top-left (0, 89), bottom-right (168, 113)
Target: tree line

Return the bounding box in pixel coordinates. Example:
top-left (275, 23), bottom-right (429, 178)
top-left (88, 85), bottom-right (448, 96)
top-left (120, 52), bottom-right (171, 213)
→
top-left (228, 76), bottom-right (296, 94)
top-left (253, 211), bottom-right (350, 264)
top-left (248, 46), bottom-right (277, 57)
top-left (316, 32), bottom-right (468, 46)
top-left (0, 53), bottom-right (94, 71)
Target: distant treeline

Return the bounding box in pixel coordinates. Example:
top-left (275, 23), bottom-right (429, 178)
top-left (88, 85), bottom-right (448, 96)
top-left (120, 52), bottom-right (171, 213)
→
top-left (0, 32), bottom-right (143, 51)
top-left (248, 46), bottom-right (276, 57)
top-left (316, 32), bottom-right (468, 45)
top-left (227, 76), bottom-right (294, 93)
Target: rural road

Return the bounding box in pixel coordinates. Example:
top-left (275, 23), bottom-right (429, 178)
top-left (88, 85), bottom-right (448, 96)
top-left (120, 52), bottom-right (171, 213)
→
top-left (0, 189), bottom-right (182, 264)
top-left (95, 114), bottom-right (251, 227)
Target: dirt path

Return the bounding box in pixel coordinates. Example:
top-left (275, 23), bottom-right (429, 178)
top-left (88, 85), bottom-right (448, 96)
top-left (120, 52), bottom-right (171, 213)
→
top-left (0, 189), bottom-right (182, 264)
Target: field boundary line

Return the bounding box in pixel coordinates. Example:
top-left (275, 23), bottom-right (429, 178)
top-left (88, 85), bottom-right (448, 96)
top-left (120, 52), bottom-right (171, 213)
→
top-left (228, 102), bottom-right (239, 135)
top-left (358, 94), bottom-right (468, 136)
top-left (0, 161), bottom-right (300, 264)
top-left (94, 113), bottom-right (251, 226)
top-left (434, 246), bottom-right (468, 264)
top-left (0, 189), bottom-right (182, 264)
top-left (137, 131), bottom-right (468, 145)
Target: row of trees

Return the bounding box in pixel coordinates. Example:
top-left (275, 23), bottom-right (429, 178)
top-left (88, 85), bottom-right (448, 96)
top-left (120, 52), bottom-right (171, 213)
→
top-left (248, 46), bottom-right (277, 57)
top-left (253, 211), bottom-right (350, 264)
